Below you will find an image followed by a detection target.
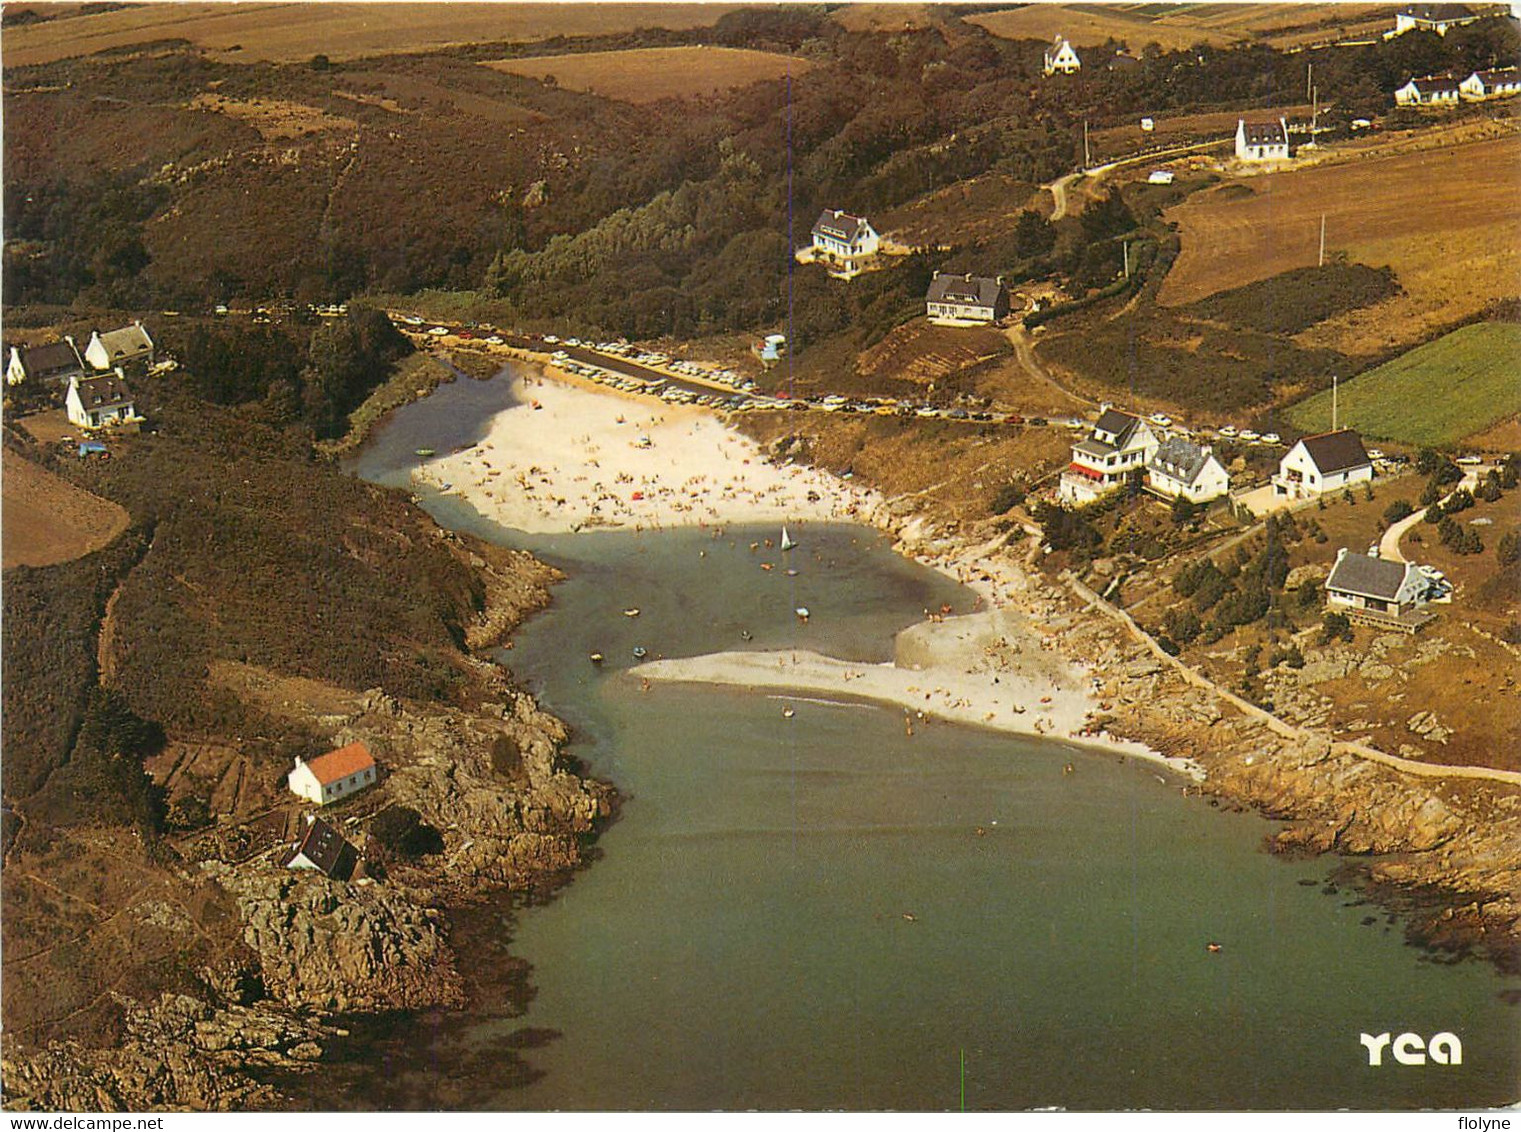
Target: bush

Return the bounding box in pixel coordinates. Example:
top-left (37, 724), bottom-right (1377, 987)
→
top-left (1192, 571), bottom-right (1230, 613)
top-left (1382, 499), bottom-right (1414, 525)
top-left (1319, 611), bottom-right (1353, 645)
top-left (990, 481), bottom-right (1026, 516)
top-left (1498, 529), bottom-right (1521, 567)
top-left (1478, 471), bottom-right (1502, 503)
top-left (369, 805), bottom-right (445, 860)
top-left (1444, 488), bottom-right (1474, 514)
top-left (1162, 606), bottom-right (1202, 644)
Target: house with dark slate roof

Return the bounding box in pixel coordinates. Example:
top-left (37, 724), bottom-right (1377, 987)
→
top-left (809, 210), bottom-right (880, 279)
top-left (925, 272), bottom-right (1010, 325)
top-left (1325, 548), bottom-right (1439, 633)
top-left (83, 321), bottom-right (154, 375)
top-left (280, 814), bottom-right (360, 881)
top-left (1235, 117), bottom-right (1289, 162)
top-left (1060, 407), bottom-right (1159, 505)
top-left (1395, 74), bottom-right (1462, 106)
top-left (1459, 67), bottom-right (1521, 100)
top-left (1390, 3), bottom-right (1491, 36)
top-left (1147, 435), bottom-right (1229, 503)
top-left (6, 338), bottom-right (85, 387)
top-left (1273, 429), bottom-right (1372, 501)
top-left (65, 371), bottom-right (137, 430)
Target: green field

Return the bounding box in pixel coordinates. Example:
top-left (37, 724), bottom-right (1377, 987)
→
top-left (1287, 322), bottom-right (1521, 447)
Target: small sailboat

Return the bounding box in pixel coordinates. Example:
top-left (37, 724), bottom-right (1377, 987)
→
top-left (780, 525), bottom-right (798, 551)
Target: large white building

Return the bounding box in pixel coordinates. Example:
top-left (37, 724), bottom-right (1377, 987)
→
top-left (1272, 430), bottom-right (1372, 502)
top-left (1059, 408), bottom-right (1159, 505)
top-left (1395, 74), bottom-right (1462, 106)
top-left (1235, 117), bottom-right (1289, 162)
top-left (1459, 67), bottom-right (1521, 100)
top-left (1043, 35), bottom-right (1081, 76)
top-left (83, 321), bottom-right (154, 374)
top-left (1389, 4), bottom-right (1489, 37)
top-left (1324, 548), bottom-right (1439, 633)
top-left (1147, 435), bottom-right (1230, 503)
top-left (809, 210), bottom-right (880, 279)
top-left (288, 741), bottom-right (378, 806)
top-left (65, 372), bottom-right (137, 430)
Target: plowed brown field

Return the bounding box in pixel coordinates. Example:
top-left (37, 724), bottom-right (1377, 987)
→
top-left (1, 2), bottom-right (743, 67)
top-left (1160, 134), bottom-right (1521, 353)
top-left (2, 448), bottom-right (130, 569)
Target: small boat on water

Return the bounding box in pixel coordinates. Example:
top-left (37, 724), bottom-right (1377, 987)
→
top-left (785, 568), bottom-right (799, 577)
top-left (632, 646), bottom-right (648, 660)
top-left (415, 448), bottom-right (436, 457)
top-left (589, 652), bottom-right (604, 665)
top-left (780, 526), bottom-right (798, 552)
top-left (623, 608), bottom-right (641, 618)
top-left (782, 707), bottom-right (795, 719)
top-left (740, 630), bottom-right (753, 641)
top-left (795, 607), bottom-right (810, 622)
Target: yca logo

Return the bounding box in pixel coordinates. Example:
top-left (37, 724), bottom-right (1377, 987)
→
top-left (1360, 1031), bottom-right (1462, 1066)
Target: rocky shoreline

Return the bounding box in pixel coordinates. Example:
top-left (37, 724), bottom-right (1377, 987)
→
top-left (872, 500), bottom-right (1521, 976)
top-left (1, 538), bottom-right (617, 1112)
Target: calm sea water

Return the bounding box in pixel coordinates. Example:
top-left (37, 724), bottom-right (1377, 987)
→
top-left (348, 369), bottom-right (1521, 1111)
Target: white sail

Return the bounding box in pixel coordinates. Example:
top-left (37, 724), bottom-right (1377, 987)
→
top-left (780, 525), bottom-right (798, 551)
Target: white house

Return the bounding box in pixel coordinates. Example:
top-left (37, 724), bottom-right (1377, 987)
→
top-left (65, 371), bottom-right (137, 430)
top-left (1395, 75), bottom-right (1461, 106)
top-left (1043, 35), bottom-right (1081, 76)
top-left (1272, 429), bottom-right (1372, 501)
top-left (279, 814), bottom-right (360, 880)
top-left (287, 741), bottom-right (378, 806)
top-left (1390, 4), bottom-right (1487, 36)
top-left (1147, 435), bottom-right (1230, 503)
top-left (1235, 117), bottom-right (1289, 162)
top-left (7, 338), bottom-right (84, 386)
top-left (1059, 407), bottom-right (1160, 505)
top-left (1459, 67), bottom-right (1521, 100)
top-left (925, 272), bottom-right (1010, 324)
top-left (1324, 548), bottom-right (1438, 633)
top-left (810, 210), bottom-right (880, 279)
top-left (83, 322), bottom-right (154, 374)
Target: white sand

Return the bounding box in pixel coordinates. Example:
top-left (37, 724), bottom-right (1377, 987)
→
top-left (412, 368), bottom-right (878, 534)
top-left (425, 359), bottom-right (1195, 777)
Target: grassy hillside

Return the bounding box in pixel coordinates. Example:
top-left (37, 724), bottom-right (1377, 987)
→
top-left (1287, 322), bottom-right (1521, 447)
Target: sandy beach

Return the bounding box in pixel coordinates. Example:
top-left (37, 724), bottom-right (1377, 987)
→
top-left (426, 359), bottom-right (1196, 777)
top-left (631, 609), bottom-right (1204, 779)
top-left (413, 367), bottom-right (878, 534)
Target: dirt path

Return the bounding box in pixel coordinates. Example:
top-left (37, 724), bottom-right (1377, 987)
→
top-left (1004, 324), bottom-right (1097, 410)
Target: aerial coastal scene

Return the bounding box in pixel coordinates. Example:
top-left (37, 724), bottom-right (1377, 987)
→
top-left (2, 0), bottom-right (1519, 1113)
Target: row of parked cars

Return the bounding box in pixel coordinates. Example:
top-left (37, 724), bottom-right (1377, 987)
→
top-left (547, 351), bottom-right (752, 411)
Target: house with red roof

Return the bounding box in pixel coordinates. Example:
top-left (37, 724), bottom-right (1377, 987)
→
top-left (288, 741), bottom-right (378, 805)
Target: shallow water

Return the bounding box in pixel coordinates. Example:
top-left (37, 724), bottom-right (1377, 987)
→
top-left (349, 369), bottom-right (1521, 1111)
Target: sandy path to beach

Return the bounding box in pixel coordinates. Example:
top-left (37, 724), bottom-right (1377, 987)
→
top-left (413, 369), bottom-right (878, 534)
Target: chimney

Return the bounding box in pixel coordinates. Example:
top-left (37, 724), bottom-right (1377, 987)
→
top-left (1335, 547), bottom-right (1349, 563)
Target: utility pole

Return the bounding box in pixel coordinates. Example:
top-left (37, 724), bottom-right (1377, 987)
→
top-left (1307, 61), bottom-right (1313, 103)
top-left (1083, 120), bottom-right (1091, 169)
top-left (1319, 213), bottom-right (1326, 267)
top-left (1123, 240), bottom-right (1130, 279)
top-left (1332, 374), bottom-right (1338, 432)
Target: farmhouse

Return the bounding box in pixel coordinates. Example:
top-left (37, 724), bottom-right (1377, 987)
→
top-left (1459, 67), bottom-right (1521, 100)
top-left (65, 372), bottom-right (137, 430)
top-left (288, 741), bottom-right (378, 806)
top-left (1147, 436), bottom-right (1229, 503)
top-left (810, 210), bottom-right (880, 279)
top-left (1272, 429), bottom-right (1372, 501)
top-left (83, 321), bottom-right (154, 374)
top-left (925, 272), bottom-right (1009, 325)
top-left (1389, 3), bottom-right (1489, 36)
top-left (1059, 407), bottom-right (1159, 505)
top-left (1043, 35), bottom-right (1081, 76)
top-left (1324, 548), bottom-right (1438, 633)
top-left (1235, 117), bottom-right (1289, 162)
top-left (279, 814), bottom-right (360, 881)
top-left (1395, 75), bottom-right (1461, 106)
top-left (6, 338), bottom-right (84, 386)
